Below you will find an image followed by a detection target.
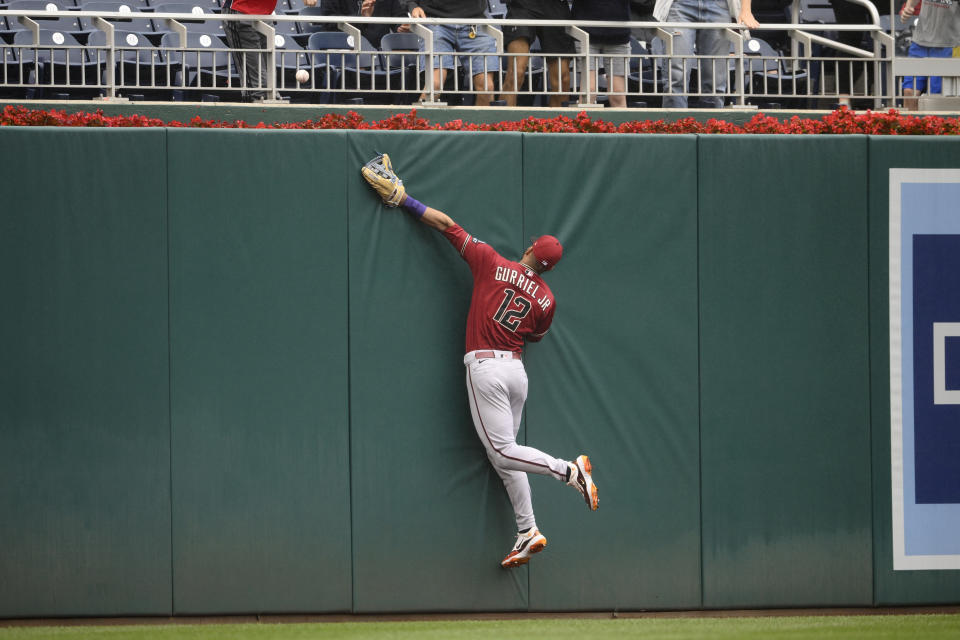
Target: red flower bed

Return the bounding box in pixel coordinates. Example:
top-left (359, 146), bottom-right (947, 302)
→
top-left (2, 104), bottom-right (959, 134)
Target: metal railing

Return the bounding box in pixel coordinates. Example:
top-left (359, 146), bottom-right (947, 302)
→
top-left (1, 5), bottom-right (959, 109)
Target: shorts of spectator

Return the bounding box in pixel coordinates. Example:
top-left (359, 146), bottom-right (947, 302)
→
top-left (422, 24), bottom-right (499, 77)
top-left (901, 41), bottom-right (955, 94)
top-left (576, 40), bottom-right (631, 106)
top-left (576, 40), bottom-right (631, 74)
top-left (501, 0), bottom-right (576, 106)
top-left (504, 0), bottom-right (576, 54)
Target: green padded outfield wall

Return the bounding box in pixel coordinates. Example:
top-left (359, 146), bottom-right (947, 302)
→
top-left (2, 129), bottom-right (960, 617)
top-left (521, 135), bottom-right (701, 611)
top-left (0, 129), bottom-right (172, 617)
top-left (698, 136), bottom-right (874, 608)
top-left (346, 132), bottom-right (529, 612)
top-left (167, 130), bottom-right (352, 614)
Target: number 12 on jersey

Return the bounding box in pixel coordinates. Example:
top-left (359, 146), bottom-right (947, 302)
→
top-left (493, 288), bottom-right (532, 332)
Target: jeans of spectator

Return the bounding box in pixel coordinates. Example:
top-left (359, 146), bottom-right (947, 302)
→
top-left (421, 24), bottom-right (500, 78)
top-left (224, 8), bottom-right (267, 100)
top-left (662, 0), bottom-right (730, 108)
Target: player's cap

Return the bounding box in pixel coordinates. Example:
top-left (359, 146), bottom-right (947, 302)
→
top-left (531, 235), bottom-right (563, 271)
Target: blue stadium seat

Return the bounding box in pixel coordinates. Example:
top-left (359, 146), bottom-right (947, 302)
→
top-left (151, 2), bottom-right (223, 37)
top-left (742, 37), bottom-right (808, 109)
top-left (0, 14), bottom-right (16, 44)
top-left (627, 36), bottom-right (664, 106)
top-left (272, 31), bottom-right (316, 100)
top-left (13, 28), bottom-right (103, 96)
top-left (271, 16), bottom-right (299, 39)
top-left (293, 6), bottom-right (330, 44)
top-left (1, 28), bottom-right (38, 96)
top-left (159, 29), bottom-right (235, 97)
top-left (87, 27), bottom-right (171, 97)
top-left (5, 0), bottom-right (94, 42)
top-left (75, 0), bottom-right (152, 9)
top-left (80, 1), bottom-right (159, 38)
top-left (380, 32), bottom-right (423, 104)
top-left (305, 30), bottom-right (350, 102)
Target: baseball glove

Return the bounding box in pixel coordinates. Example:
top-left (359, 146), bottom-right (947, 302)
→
top-left (361, 153), bottom-right (406, 208)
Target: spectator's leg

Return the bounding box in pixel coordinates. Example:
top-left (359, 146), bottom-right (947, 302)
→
top-left (663, 26), bottom-right (694, 108)
top-left (662, 0), bottom-right (700, 108)
top-left (417, 68), bottom-right (448, 102)
top-left (537, 15), bottom-right (576, 107)
top-left (502, 38), bottom-right (531, 107)
top-left (901, 48), bottom-right (920, 111)
top-left (924, 46), bottom-right (953, 107)
top-left (463, 28), bottom-right (499, 106)
top-left (545, 57), bottom-right (571, 108)
top-left (224, 12), bottom-right (266, 101)
top-left (473, 71), bottom-right (496, 106)
top-left (697, 4), bottom-right (729, 109)
top-left (607, 47), bottom-right (628, 108)
top-left (902, 87), bottom-right (920, 111)
top-left (419, 24), bottom-right (455, 102)
top-left (608, 75), bottom-right (627, 108)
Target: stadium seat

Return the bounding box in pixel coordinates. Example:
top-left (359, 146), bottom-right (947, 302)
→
top-left (80, 1), bottom-right (159, 39)
top-left (153, 0), bottom-right (221, 13)
top-left (1, 28), bottom-right (37, 96)
top-left (0, 14), bottom-right (16, 45)
top-left (485, 0), bottom-right (506, 19)
top-left (151, 2), bottom-right (223, 37)
top-left (379, 31), bottom-right (422, 104)
top-left (87, 27), bottom-right (170, 97)
top-left (13, 27), bottom-right (103, 96)
top-left (5, 0), bottom-right (94, 43)
top-left (271, 15), bottom-right (300, 39)
top-left (626, 36), bottom-right (667, 105)
top-left (159, 29), bottom-right (236, 98)
top-left (272, 31), bottom-right (306, 92)
top-left (742, 36), bottom-right (808, 108)
top-left (335, 33), bottom-right (393, 104)
top-left (294, 6), bottom-right (331, 43)
top-left (797, 0), bottom-right (836, 25)
top-left (74, 0), bottom-right (152, 9)
top-left (305, 30), bottom-right (351, 102)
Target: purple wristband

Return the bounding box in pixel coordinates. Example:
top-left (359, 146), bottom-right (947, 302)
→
top-left (402, 195), bottom-right (427, 219)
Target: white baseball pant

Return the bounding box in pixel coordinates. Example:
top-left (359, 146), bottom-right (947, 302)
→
top-left (464, 350), bottom-right (570, 531)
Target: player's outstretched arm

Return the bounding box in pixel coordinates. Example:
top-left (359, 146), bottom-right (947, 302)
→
top-left (399, 194), bottom-right (454, 232)
top-left (360, 153), bottom-right (454, 231)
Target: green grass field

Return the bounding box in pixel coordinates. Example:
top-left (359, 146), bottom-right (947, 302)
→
top-left (2, 615), bottom-right (960, 640)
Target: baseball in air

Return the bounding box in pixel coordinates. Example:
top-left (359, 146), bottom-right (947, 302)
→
top-left (296, 69), bottom-right (310, 84)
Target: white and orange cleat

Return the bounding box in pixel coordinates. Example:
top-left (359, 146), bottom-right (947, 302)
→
top-left (568, 455), bottom-right (599, 511)
top-left (501, 528), bottom-right (548, 568)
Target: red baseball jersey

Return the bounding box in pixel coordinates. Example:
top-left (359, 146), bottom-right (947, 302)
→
top-left (228, 0), bottom-right (277, 15)
top-left (443, 224), bottom-right (556, 354)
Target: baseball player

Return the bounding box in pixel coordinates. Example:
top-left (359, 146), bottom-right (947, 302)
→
top-left (361, 154), bottom-right (599, 569)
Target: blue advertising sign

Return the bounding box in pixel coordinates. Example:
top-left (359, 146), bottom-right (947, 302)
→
top-left (890, 169), bottom-right (960, 570)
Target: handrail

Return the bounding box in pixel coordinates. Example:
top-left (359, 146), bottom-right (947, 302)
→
top-left (0, 10), bottom-right (890, 32)
top-left (1, 9), bottom-right (957, 109)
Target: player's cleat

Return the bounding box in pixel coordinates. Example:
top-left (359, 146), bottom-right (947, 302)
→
top-left (501, 528), bottom-right (547, 568)
top-left (567, 455), bottom-right (599, 511)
